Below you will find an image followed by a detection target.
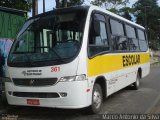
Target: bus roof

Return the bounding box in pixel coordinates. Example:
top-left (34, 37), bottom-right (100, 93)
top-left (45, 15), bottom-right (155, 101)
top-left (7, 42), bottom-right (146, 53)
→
top-left (27, 5), bottom-right (89, 21)
top-left (27, 5), bottom-right (144, 30)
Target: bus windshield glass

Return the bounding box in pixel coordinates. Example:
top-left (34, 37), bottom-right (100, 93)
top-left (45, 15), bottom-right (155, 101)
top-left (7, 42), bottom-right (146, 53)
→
top-left (8, 9), bottom-right (87, 67)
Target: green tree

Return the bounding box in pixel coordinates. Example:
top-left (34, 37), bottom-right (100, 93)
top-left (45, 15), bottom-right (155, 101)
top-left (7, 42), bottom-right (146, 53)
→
top-left (119, 7), bottom-right (132, 21)
top-left (56, 0), bottom-right (84, 8)
top-left (132, 0), bottom-right (160, 50)
top-left (91, 0), bottom-right (129, 10)
top-left (0, 0), bottom-right (32, 11)
top-left (67, 0), bottom-right (84, 6)
top-left (91, 0), bottom-right (132, 20)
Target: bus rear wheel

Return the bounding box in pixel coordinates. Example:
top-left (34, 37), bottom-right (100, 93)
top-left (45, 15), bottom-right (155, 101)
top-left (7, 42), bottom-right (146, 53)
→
top-left (133, 72), bottom-right (140, 90)
top-left (88, 83), bottom-right (103, 114)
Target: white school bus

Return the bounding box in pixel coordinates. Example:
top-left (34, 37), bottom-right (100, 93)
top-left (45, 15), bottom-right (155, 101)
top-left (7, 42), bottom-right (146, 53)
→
top-left (5, 5), bottom-right (150, 113)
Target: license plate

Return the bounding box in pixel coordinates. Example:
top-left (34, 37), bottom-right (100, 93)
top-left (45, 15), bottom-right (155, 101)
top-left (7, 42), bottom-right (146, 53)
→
top-left (27, 99), bottom-right (40, 105)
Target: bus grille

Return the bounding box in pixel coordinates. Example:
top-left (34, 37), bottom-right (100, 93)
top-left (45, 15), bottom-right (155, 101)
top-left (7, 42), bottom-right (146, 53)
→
top-left (12, 78), bottom-right (58, 86)
top-left (12, 92), bottom-right (60, 98)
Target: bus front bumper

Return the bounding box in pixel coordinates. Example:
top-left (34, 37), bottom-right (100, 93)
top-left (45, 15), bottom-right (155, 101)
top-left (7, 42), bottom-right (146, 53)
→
top-left (5, 80), bottom-right (92, 109)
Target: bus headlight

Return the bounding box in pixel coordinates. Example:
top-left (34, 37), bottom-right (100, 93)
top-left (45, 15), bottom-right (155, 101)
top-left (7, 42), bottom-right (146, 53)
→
top-left (59, 74), bottom-right (86, 82)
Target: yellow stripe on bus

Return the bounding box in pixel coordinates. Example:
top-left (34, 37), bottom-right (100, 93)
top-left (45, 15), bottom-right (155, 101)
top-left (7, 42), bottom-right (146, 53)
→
top-left (88, 53), bottom-right (150, 77)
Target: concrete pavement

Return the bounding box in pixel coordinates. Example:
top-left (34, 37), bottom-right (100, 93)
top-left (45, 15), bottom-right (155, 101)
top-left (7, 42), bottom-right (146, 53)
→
top-left (147, 95), bottom-right (160, 114)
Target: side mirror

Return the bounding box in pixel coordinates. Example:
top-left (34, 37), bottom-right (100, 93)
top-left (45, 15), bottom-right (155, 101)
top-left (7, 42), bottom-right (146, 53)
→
top-left (93, 20), bottom-right (100, 36)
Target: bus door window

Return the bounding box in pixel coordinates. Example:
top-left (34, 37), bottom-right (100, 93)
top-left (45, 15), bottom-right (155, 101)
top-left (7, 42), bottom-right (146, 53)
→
top-left (88, 13), bottom-right (109, 57)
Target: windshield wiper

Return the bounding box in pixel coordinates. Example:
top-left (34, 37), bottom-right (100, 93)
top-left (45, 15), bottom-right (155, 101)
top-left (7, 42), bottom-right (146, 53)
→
top-left (25, 53), bottom-right (36, 66)
top-left (11, 52), bottom-right (35, 66)
top-left (12, 52), bottom-right (33, 54)
top-left (33, 46), bottom-right (65, 62)
top-left (49, 48), bottom-right (65, 62)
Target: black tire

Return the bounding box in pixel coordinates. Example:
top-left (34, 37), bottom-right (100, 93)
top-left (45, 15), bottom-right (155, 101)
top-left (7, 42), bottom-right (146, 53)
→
top-left (133, 72), bottom-right (140, 90)
top-left (88, 83), bottom-right (103, 114)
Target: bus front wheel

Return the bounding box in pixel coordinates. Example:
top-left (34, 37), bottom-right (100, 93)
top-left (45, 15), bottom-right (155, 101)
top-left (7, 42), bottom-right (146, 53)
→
top-left (88, 83), bottom-right (103, 114)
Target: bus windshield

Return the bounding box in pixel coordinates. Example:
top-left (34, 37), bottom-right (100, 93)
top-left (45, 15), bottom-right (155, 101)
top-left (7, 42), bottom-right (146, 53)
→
top-left (8, 9), bottom-right (87, 67)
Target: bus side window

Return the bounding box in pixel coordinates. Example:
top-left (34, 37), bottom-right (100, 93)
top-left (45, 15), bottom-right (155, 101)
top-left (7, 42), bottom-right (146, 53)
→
top-left (137, 29), bottom-right (148, 51)
top-left (125, 24), bottom-right (139, 51)
top-left (110, 19), bottom-right (128, 51)
top-left (88, 13), bottom-right (109, 57)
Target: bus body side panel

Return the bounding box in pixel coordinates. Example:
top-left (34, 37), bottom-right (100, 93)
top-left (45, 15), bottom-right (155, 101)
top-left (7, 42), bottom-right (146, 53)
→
top-left (88, 52), bottom-right (150, 96)
top-left (141, 62), bottom-right (150, 78)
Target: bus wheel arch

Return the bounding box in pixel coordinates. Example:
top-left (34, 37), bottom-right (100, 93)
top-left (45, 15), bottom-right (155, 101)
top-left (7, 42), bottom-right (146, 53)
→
top-left (88, 76), bottom-right (106, 114)
top-left (133, 68), bottom-right (142, 90)
top-left (94, 76), bottom-right (107, 100)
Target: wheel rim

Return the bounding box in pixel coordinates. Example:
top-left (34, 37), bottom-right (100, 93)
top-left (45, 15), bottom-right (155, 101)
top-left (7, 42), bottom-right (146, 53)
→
top-left (93, 89), bottom-right (102, 109)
